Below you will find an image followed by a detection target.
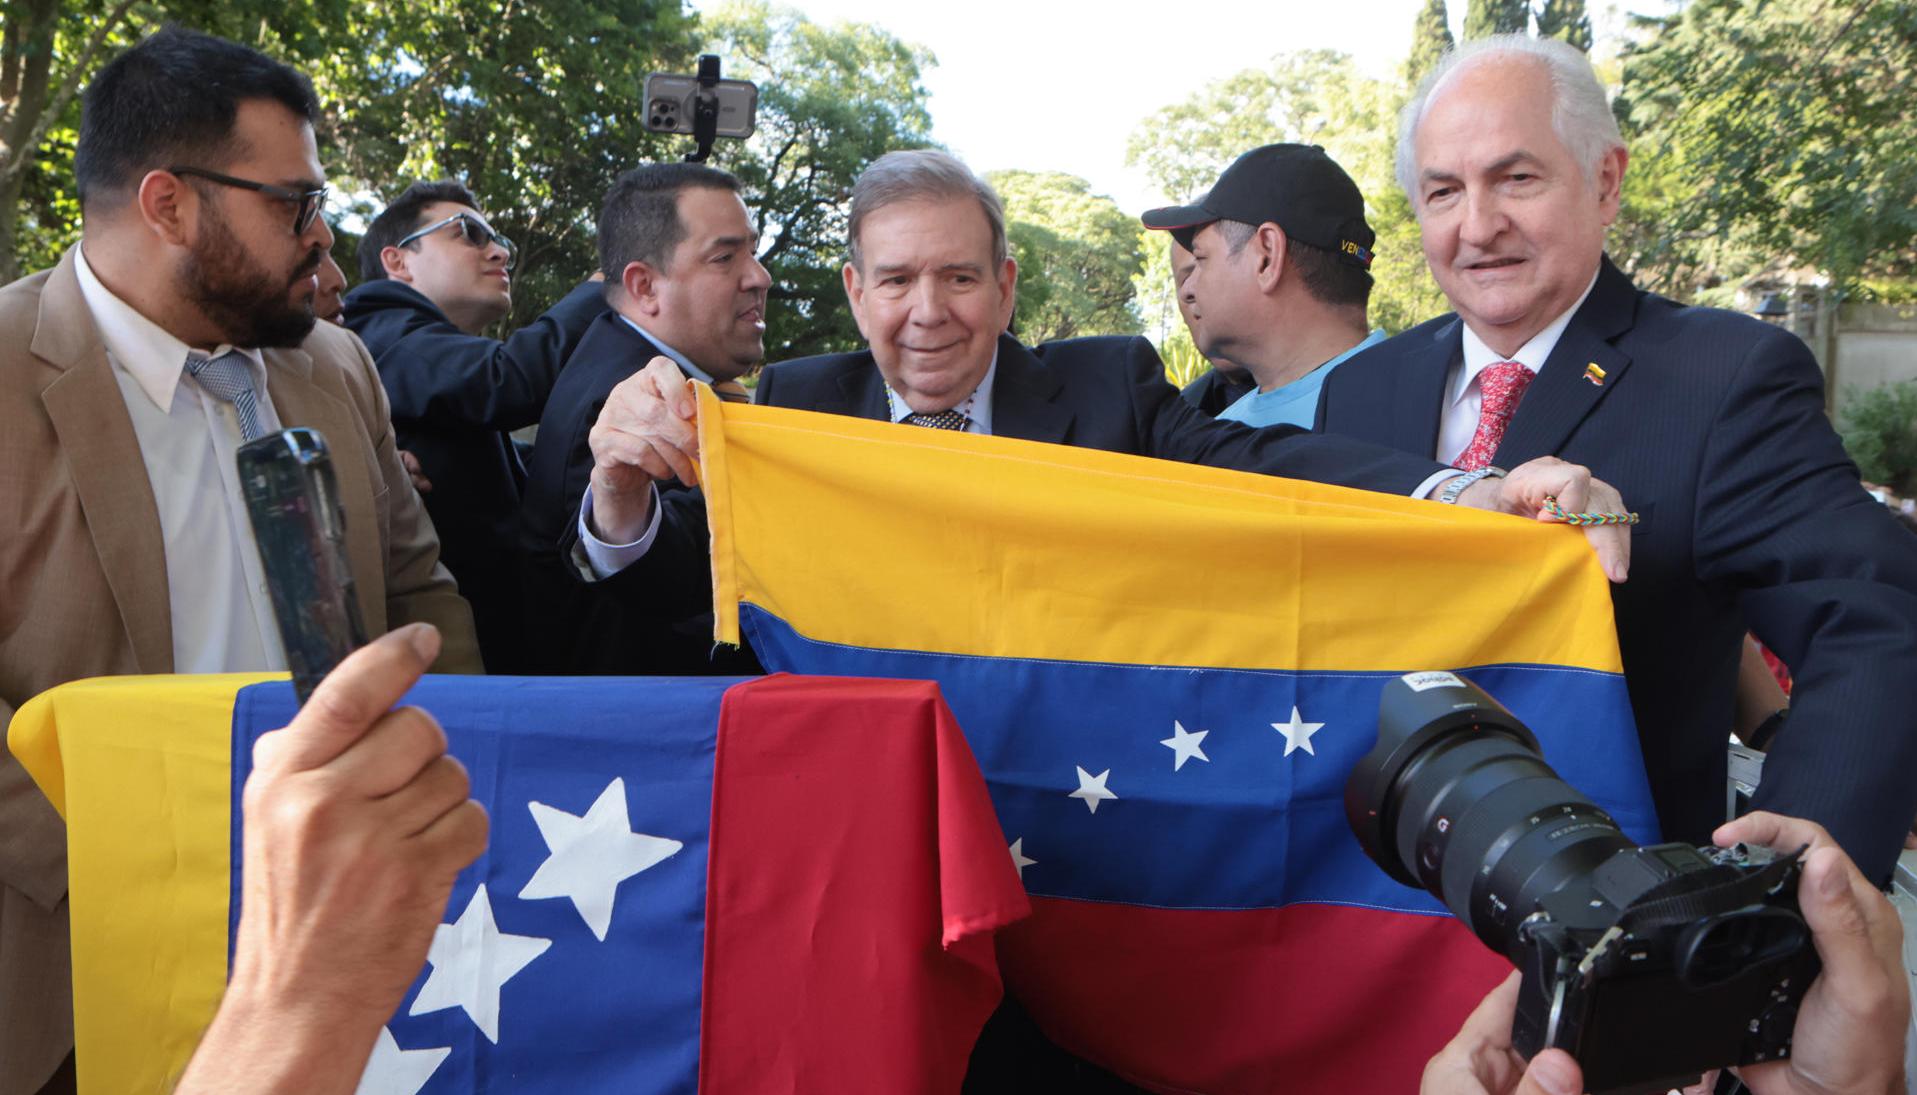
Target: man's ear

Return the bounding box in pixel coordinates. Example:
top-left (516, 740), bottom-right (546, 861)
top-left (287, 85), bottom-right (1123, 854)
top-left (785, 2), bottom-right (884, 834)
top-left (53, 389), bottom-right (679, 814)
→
top-left (380, 245), bottom-right (414, 282)
top-left (1254, 223), bottom-right (1289, 294)
top-left (1595, 146), bottom-right (1629, 227)
top-left (135, 170), bottom-right (194, 248)
top-left (995, 256), bottom-right (1019, 332)
top-left (842, 262), bottom-right (870, 338)
top-left (622, 260), bottom-right (664, 317)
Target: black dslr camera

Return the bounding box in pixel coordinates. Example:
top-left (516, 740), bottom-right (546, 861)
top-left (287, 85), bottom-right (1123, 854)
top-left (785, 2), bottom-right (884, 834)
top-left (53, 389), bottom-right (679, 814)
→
top-left (1344, 672), bottom-right (1818, 1095)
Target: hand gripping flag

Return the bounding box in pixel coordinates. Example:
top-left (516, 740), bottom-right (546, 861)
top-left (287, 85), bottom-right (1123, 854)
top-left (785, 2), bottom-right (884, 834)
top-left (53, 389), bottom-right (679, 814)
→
top-left (694, 387), bottom-right (1662, 1093)
top-left (9, 673), bottom-right (1027, 1094)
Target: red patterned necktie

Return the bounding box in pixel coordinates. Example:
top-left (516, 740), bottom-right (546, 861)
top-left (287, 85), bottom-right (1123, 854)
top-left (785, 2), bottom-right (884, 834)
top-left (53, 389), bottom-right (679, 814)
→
top-left (1456, 360), bottom-right (1536, 471)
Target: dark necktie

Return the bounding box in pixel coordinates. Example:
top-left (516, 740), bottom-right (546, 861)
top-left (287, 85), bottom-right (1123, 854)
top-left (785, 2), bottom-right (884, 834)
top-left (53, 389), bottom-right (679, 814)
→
top-left (1456, 360), bottom-right (1535, 471)
top-left (904, 409), bottom-right (969, 431)
top-left (185, 350), bottom-right (267, 441)
top-left (711, 379), bottom-right (751, 404)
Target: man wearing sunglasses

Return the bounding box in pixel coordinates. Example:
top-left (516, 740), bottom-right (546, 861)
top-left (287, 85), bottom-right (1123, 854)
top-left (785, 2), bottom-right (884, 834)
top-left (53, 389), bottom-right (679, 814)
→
top-left (346, 181), bottom-right (606, 673)
top-left (0, 29), bottom-right (480, 1095)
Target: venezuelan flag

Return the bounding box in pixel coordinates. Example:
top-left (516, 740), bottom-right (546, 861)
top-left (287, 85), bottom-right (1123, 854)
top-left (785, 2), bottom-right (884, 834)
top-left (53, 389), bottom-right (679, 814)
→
top-left (10, 673), bottom-right (1024, 1094)
top-left (695, 386), bottom-right (1661, 1093)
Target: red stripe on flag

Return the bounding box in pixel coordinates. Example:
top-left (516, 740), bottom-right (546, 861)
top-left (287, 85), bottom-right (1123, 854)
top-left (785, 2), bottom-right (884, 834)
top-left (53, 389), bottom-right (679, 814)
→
top-left (1001, 898), bottom-right (1509, 1093)
top-left (700, 674), bottom-right (1032, 1093)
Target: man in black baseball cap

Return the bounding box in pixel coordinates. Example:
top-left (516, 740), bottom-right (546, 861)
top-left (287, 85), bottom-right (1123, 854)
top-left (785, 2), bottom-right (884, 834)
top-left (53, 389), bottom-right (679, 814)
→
top-left (1142, 144), bottom-right (1385, 428)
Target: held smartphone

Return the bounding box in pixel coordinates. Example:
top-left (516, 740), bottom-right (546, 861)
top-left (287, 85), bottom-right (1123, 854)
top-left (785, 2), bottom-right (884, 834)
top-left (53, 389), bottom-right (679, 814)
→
top-left (236, 428), bottom-right (369, 704)
top-left (642, 72), bottom-right (758, 138)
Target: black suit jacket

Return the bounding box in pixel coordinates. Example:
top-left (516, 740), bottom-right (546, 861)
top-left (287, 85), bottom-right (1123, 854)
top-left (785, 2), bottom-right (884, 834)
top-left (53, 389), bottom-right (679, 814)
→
top-left (518, 312), bottom-right (754, 675)
top-left (344, 278), bottom-right (604, 671)
top-left (1180, 365), bottom-right (1255, 417)
top-left (1317, 258), bottom-right (1917, 880)
top-left (582, 333), bottom-right (1448, 637)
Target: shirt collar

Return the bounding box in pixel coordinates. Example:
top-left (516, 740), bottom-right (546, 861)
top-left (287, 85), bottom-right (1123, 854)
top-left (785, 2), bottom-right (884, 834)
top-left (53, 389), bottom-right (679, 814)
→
top-left (617, 314), bottom-right (715, 385)
top-left (884, 347), bottom-right (999, 434)
top-left (73, 243), bottom-right (267, 413)
top-left (1452, 270), bottom-right (1601, 407)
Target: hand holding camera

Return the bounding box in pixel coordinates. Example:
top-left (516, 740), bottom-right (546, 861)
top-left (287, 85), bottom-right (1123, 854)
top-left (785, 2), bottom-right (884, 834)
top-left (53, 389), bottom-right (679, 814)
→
top-left (1358, 673), bottom-right (1911, 1095)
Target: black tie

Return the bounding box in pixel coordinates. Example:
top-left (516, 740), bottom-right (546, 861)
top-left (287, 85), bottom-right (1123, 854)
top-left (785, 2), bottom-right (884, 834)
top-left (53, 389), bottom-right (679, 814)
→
top-left (904, 409), bottom-right (968, 431)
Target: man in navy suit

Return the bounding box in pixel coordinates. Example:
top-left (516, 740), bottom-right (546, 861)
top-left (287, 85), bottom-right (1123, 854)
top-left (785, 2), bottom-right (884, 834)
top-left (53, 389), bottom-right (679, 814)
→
top-left (517, 162), bottom-right (770, 674)
top-left (1315, 35), bottom-right (1917, 881)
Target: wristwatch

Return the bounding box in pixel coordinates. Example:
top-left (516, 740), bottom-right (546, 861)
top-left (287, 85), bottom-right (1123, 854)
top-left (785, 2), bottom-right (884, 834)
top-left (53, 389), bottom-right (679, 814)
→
top-left (1437, 465), bottom-right (1506, 505)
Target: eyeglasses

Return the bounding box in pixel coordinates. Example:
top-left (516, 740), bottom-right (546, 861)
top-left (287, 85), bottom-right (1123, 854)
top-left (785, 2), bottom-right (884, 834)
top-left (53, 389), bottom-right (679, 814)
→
top-left (396, 212), bottom-right (517, 272)
top-left (168, 166), bottom-right (329, 236)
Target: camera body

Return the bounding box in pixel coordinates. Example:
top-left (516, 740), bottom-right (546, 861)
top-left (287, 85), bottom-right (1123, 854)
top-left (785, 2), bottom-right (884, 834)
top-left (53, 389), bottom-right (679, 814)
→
top-left (1346, 671), bottom-right (1818, 1095)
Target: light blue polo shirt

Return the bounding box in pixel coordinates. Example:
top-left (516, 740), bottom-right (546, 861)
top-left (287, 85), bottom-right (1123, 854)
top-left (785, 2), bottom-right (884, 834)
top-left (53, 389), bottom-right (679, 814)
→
top-left (1217, 328), bottom-right (1387, 429)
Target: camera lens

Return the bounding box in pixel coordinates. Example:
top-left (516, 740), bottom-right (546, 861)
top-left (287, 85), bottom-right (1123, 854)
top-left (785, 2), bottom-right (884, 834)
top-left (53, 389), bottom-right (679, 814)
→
top-left (1345, 672), bottom-right (1637, 957)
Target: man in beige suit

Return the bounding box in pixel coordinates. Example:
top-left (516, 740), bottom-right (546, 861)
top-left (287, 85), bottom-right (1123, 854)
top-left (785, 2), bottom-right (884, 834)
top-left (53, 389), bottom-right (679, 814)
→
top-left (0, 28), bottom-right (479, 1094)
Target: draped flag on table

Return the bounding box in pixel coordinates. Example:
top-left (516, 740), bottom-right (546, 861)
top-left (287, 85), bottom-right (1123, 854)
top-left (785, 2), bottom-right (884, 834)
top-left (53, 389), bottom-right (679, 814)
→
top-left (694, 386), bottom-right (1662, 1093)
top-left (9, 673), bottom-right (1025, 1094)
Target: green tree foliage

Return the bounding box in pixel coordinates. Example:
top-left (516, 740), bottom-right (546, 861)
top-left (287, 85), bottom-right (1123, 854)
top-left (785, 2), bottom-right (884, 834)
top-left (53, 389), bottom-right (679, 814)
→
top-left (1535, 0), bottom-right (1592, 51)
top-left (1125, 50), bottom-right (1446, 339)
top-left (1616, 0), bottom-right (1917, 296)
top-left (1839, 380), bottom-right (1917, 495)
top-left (1403, 0), bottom-right (1455, 86)
top-left (700, 0), bottom-right (934, 360)
top-left (326, 0), bottom-right (699, 330)
top-left (1462, 0), bottom-right (1527, 39)
top-left (988, 169), bottom-right (1140, 342)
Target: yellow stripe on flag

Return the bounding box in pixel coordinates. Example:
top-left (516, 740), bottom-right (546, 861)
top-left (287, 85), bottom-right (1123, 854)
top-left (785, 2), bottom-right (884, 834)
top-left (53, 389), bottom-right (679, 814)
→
top-left (10, 673), bottom-right (279, 1094)
top-left (694, 384), bottom-right (1622, 673)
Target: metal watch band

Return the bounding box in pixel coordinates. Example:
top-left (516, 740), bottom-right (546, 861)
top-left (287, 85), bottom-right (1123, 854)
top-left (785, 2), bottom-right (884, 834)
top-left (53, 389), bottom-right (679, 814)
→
top-left (1437, 465), bottom-right (1507, 505)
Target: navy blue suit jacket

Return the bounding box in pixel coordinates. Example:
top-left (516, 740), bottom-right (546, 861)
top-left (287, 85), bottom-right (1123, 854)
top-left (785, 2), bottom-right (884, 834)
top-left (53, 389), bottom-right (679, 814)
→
top-left (519, 312), bottom-right (755, 675)
top-left (1317, 258), bottom-right (1917, 879)
top-left (587, 332), bottom-right (1448, 638)
top-left (344, 278), bottom-right (604, 671)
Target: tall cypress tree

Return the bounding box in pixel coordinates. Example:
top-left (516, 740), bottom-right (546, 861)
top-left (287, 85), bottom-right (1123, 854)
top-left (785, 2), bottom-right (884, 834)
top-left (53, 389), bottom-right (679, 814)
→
top-left (1463, 0), bottom-right (1529, 38)
top-left (1536, 0), bottom-right (1594, 51)
top-left (1404, 0), bottom-right (1457, 85)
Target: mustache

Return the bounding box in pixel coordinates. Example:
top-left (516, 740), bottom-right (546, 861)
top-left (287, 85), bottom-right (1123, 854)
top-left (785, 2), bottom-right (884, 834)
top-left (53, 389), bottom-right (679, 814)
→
top-left (290, 248), bottom-right (323, 283)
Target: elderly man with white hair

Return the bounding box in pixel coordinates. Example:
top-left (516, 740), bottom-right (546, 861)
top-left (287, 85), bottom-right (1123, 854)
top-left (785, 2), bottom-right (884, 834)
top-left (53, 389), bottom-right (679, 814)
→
top-left (1316, 34), bottom-right (1917, 884)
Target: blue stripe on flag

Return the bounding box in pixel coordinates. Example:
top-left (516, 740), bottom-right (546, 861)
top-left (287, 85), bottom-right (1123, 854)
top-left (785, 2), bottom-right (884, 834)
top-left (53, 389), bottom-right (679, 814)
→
top-left (231, 676), bottom-right (745, 1094)
top-left (740, 604), bottom-right (1659, 916)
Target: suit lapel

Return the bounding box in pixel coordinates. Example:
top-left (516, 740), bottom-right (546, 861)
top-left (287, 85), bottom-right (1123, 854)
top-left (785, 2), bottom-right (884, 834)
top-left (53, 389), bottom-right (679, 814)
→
top-left (988, 335), bottom-right (1072, 445)
top-left (1389, 320), bottom-right (1458, 459)
top-left (265, 347), bottom-right (386, 630)
top-left (33, 250), bottom-right (175, 673)
top-left (823, 353), bottom-right (891, 422)
top-left (1493, 258), bottom-right (1637, 468)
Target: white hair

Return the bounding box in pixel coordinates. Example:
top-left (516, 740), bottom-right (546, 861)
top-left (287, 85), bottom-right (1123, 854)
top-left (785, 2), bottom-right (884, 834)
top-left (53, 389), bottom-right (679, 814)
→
top-left (1395, 34), bottom-right (1625, 204)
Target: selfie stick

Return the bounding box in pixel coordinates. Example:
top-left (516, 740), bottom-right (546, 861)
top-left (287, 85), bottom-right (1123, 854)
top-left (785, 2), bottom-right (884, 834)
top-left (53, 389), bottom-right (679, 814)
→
top-left (684, 54), bottom-right (722, 164)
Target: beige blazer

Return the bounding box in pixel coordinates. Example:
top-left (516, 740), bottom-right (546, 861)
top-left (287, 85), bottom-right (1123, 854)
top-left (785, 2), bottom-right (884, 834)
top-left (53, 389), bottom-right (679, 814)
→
top-left (0, 247), bottom-right (481, 1093)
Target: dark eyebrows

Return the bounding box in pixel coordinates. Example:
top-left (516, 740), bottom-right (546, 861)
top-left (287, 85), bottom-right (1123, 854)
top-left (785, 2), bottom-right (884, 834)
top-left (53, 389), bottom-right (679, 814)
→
top-left (706, 233), bottom-right (753, 252)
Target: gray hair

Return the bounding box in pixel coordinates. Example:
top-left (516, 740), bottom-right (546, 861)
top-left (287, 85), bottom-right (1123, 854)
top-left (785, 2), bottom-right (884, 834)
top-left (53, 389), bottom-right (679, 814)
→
top-left (847, 149), bottom-right (1009, 270)
top-left (1395, 34), bottom-right (1624, 205)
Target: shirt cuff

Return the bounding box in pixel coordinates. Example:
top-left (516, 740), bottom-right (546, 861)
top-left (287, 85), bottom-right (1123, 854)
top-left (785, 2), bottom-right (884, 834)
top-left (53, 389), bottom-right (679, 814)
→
top-left (1414, 470), bottom-right (1465, 501)
top-left (574, 484), bottom-right (662, 580)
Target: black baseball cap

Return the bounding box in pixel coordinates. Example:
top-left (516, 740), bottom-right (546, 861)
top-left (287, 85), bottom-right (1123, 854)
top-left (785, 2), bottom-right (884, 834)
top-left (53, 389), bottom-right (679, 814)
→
top-left (1141, 143), bottom-right (1375, 269)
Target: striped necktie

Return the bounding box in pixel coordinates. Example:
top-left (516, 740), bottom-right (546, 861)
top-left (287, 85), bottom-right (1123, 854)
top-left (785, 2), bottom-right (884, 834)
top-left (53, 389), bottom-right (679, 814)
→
top-left (186, 350), bottom-right (267, 441)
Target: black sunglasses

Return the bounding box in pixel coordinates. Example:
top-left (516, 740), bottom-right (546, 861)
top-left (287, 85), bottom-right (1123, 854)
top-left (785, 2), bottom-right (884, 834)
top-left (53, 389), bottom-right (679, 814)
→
top-left (396, 212), bottom-right (517, 271)
top-left (169, 166), bottom-right (329, 235)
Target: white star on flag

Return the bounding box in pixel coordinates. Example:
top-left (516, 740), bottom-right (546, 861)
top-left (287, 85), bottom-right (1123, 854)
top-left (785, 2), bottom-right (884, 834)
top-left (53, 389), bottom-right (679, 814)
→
top-left (354, 1027), bottom-right (449, 1095)
top-left (1160, 720), bottom-right (1210, 771)
top-left (1069, 766), bottom-right (1117, 814)
top-left (409, 884), bottom-right (551, 1043)
top-left (1274, 706), bottom-right (1326, 757)
top-left (1009, 837), bottom-right (1036, 880)
top-left (519, 777), bottom-right (683, 941)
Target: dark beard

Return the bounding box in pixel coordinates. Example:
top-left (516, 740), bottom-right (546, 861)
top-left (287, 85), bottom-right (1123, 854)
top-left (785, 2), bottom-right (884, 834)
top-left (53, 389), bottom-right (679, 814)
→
top-left (181, 204), bottom-right (320, 349)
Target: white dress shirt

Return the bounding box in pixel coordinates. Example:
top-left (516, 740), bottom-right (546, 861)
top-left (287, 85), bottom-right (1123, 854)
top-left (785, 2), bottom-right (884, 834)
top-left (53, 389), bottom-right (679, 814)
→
top-left (74, 246), bottom-right (288, 672)
top-left (576, 345), bottom-right (1001, 579)
top-left (1435, 273), bottom-right (1599, 465)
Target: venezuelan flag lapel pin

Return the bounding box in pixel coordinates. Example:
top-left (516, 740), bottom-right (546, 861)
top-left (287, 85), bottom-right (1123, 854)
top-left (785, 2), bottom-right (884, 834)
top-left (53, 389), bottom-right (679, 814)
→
top-left (1582, 362), bottom-right (1606, 386)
